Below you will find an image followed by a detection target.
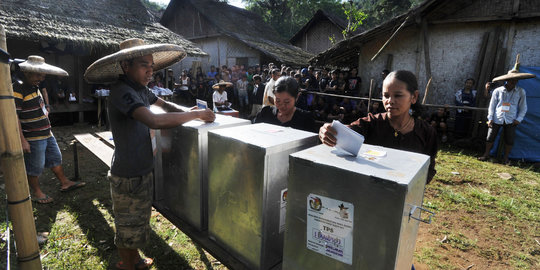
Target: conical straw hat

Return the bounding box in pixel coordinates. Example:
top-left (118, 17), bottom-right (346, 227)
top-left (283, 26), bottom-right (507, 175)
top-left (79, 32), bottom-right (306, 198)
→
top-left (84, 38), bottom-right (186, 84)
top-left (492, 54), bottom-right (536, 82)
top-left (212, 80), bottom-right (233, 90)
top-left (19, 55), bottom-right (68, 76)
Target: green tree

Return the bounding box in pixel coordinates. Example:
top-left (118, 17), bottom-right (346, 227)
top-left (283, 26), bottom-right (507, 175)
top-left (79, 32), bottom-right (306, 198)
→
top-left (244, 0), bottom-right (344, 39)
top-left (243, 0), bottom-right (415, 40)
top-left (341, 0), bottom-right (367, 39)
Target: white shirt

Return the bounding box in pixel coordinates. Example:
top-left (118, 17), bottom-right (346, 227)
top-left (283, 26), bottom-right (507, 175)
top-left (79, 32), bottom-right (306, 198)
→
top-left (213, 90), bottom-right (228, 104)
top-left (487, 85), bottom-right (527, 124)
top-left (262, 78), bottom-right (276, 107)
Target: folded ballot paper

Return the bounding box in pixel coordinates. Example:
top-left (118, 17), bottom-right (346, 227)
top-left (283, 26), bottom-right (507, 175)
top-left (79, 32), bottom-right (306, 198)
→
top-left (332, 120), bottom-right (365, 156)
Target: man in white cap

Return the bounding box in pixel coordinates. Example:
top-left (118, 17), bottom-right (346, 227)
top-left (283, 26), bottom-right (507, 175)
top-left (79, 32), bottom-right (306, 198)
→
top-left (478, 54), bottom-right (534, 165)
top-left (14, 55), bottom-right (86, 204)
top-left (85, 38), bottom-right (215, 270)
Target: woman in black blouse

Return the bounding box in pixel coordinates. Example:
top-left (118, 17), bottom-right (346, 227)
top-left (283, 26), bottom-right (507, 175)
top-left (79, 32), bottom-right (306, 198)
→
top-left (253, 76), bottom-right (316, 133)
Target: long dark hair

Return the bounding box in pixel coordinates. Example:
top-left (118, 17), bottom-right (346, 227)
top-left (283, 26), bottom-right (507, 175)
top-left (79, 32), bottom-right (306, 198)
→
top-left (386, 70), bottom-right (423, 118)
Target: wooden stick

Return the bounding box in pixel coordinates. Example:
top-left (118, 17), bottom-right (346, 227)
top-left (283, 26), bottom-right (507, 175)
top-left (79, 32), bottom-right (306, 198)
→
top-left (367, 79), bottom-right (374, 113)
top-left (422, 77), bottom-right (432, 105)
top-left (371, 16), bottom-right (410, 62)
top-left (0, 24), bottom-right (43, 270)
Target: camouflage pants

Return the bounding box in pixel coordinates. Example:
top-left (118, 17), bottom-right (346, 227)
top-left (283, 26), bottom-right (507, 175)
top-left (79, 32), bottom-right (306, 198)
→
top-left (108, 171), bottom-right (153, 249)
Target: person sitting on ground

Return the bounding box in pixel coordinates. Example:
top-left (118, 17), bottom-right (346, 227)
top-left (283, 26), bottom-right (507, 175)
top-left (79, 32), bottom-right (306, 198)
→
top-left (254, 76), bottom-right (316, 132)
top-left (326, 103), bottom-right (345, 122)
top-left (319, 70), bottom-right (438, 183)
top-left (84, 38), bottom-right (215, 270)
top-left (430, 107), bottom-right (449, 143)
top-left (369, 101), bottom-right (383, 115)
top-left (14, 56), bottom-right (87, 205)
top-left (212, 80), bottom-right (233, 110)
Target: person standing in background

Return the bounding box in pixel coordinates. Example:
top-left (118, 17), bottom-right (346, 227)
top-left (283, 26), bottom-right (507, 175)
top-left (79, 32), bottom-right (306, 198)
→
top-left (478, 55), bottom-right (533, 165)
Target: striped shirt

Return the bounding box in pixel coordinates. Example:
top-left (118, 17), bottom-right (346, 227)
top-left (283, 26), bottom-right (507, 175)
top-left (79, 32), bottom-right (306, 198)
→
top-left (13, 83), bottom-right (52, 141)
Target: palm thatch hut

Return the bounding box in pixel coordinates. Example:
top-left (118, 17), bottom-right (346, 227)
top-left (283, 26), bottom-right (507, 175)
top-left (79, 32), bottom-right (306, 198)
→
top-left (0, 0), bottom-right (206, 121)
top-left (160, 0), bottom-right (314, 72)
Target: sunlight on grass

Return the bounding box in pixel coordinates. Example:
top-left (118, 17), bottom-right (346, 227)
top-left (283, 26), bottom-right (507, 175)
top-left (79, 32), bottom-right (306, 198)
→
top-left (42, 209), bottom-right (107, 270)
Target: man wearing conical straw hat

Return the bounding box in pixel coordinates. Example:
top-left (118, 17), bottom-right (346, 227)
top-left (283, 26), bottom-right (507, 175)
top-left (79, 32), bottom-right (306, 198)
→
top-left (84, 38), bottom-right (215, 270)
top-left (13, 56), bottom-right (86, 205)
top-left (478, 54), bottom-right (534, 165)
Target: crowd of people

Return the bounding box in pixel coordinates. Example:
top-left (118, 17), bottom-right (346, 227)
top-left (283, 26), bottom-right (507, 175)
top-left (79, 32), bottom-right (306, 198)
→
top-left (149, 63), bottom-right (389, 125)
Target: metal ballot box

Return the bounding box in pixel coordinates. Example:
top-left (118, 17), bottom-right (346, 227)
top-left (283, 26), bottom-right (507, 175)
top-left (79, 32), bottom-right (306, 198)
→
top-left (283, 144), bottom-right (431, 270)
top-left (207, 123), bottom-right (318, 270)
top-left (155, 114), bottom-right (250, 231)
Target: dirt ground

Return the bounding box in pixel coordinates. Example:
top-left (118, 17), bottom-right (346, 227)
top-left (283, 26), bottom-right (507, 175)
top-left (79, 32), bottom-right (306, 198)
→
top-left (3, 123), bottom-right (538, 269)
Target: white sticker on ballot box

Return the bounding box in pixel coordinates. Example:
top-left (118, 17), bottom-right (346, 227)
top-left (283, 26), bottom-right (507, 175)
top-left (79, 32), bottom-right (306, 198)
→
top-left (306, 194), bottom-right (354, 265)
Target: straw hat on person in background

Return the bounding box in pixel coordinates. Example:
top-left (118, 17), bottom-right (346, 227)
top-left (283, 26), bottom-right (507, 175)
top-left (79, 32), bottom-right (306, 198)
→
top-left (84, 38), bottom-right (186, 84)
top-left (492, 54), bottom-right (536, 82)
top-left (212, 80), bottom-right (233, 90)
top-left (19, 55), bottom-right (68, 76)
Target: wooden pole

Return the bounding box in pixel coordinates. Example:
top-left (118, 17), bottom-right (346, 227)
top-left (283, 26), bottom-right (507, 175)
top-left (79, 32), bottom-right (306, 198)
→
top-left (371, 16), bottom-right (410, 62)
top-left (422, 77), bottom-right (432, 105)
top-left (367, 79), bottom-right (374, 113)
top-left (0, 25), bottom-right (43, 270)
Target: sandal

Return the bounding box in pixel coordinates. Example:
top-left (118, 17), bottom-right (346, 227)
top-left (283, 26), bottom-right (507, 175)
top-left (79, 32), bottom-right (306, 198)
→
top-left (116, 258), bottom-right (153, 270)
top-left (32, 194), bottom-right (54, 204)
top-left (60, 181), bottom-right (86, 192)
top-left (477, 156), bottom-right (489, 161)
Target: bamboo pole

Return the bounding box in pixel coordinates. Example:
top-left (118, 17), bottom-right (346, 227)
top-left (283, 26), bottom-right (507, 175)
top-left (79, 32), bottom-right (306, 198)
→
top-left (422, 77), bottom-right (432, 105)
top-left (0, 25), bottom-right (43, 270)
top-left (367, 79), bottom-right (374, 113)
top-left (371, 16), bottom-right (410, 62)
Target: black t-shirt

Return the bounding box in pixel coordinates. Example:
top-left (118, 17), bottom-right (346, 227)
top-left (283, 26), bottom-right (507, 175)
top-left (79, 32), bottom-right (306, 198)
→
top-left (253, 106), bottom-right (316, 133)
top-left (108, 75), bottom-right (158, 177)
top-left (308, 74), bottom-right (318, 90)
top-left (329, 80), bottom-right (339, 92)
top-left (319, 78), bottom-right (328, 91)
top-left (347, 76), bottom-right (361, 92)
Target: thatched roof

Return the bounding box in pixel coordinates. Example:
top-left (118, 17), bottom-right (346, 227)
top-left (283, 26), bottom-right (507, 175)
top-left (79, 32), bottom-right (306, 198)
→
top-left (0, 0), bottom-right (207, 56)
top-left (161, 0), bottom-right (313, 66)
top-left (289, 9), bottom-right (349, 44)
top-left (311, 0), bottom-right (540, 67)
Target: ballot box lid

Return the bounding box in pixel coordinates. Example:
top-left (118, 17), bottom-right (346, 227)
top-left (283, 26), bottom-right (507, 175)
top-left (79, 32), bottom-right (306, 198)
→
top-left (182, 114), bottom-right (250, 130)
top-left (290, 144), bottom-right (430, 185)
top-left (209, 123), bottom-right (317, 152)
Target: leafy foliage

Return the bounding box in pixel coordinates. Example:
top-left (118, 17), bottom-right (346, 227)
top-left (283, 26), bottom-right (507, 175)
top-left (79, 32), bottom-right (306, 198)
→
top-left (341, 1), bottom-right (368, 39)
top-left (141, 0), bottom-right (166, 12)
top-left (244, 0), bottom-right (344, 39)
top-left (244, 0), bottom-right (419, 39)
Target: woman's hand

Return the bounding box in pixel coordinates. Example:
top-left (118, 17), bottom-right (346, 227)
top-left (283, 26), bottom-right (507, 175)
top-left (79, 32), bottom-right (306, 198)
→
top-left (196, 109), bottom-right (216, 123)
top-left (319, 123), bottom-right (337, 147)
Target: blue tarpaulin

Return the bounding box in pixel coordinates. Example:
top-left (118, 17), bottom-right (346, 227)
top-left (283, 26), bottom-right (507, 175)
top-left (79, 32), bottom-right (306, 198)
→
top-left (490, 66), bottom-right (540, 162)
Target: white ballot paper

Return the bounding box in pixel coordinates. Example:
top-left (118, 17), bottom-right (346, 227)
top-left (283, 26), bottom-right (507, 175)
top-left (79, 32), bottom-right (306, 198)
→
top-left (332, 120), bottom-right (364, 156)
